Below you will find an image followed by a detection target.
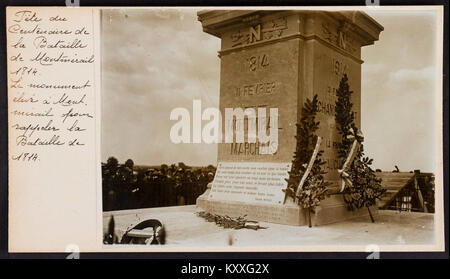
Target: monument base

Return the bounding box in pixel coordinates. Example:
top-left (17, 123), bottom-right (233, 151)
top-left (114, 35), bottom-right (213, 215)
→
top-left (196, 189), bottom-right (377, 226)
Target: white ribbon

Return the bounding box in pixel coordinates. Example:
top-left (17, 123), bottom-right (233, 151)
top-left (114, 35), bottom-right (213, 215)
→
top-left (295, 136), bottom-right (322, 199)
top-left (338, 128), bottom-right (364, 192)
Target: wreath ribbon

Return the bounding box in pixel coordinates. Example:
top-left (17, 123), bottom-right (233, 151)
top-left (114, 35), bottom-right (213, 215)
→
top-left (295, 136), bottom-right (322, 199)
top-left (338, 128), bottom-right (364, 193)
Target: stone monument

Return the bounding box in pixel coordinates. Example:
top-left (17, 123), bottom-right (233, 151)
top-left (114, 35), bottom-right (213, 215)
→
top-left (196, 10), bottom-right (384, 226)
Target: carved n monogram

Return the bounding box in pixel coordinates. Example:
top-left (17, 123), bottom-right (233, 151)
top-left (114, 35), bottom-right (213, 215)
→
top-left (230, 17), bottom-right (288, 47)
top-left (322, 21), bottom-right (357, 54)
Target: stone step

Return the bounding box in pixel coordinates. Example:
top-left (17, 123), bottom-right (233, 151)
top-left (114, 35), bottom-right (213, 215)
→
top-left (381, 183), bottom-right (412, 188)
top-left (382, 181), bottom-right (410, 185)
top-left (379, 187), bottom-right (409, 208)
top-left (379, 177), bottom-right (413, 183)
top-left (386, 189), bottom-right (398, 194)
top-left (378, 173), bottom-right (413, 199)
top-left (381, 190), bottom-right (397, 199)
top-left (381, 178), bottom-right (413, 183)
top-left (375, 172), bottom-right (414, 176)
top-left (377, 176), bottom-right (414, 182)
top-left (383, 184), bottom-right (409, 190)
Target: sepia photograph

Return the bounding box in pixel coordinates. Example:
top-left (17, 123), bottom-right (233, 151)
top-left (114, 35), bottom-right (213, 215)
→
top-left (2, 0), bottom-right (446, 260)
top-left (99, 7), bottom-right (443, 249)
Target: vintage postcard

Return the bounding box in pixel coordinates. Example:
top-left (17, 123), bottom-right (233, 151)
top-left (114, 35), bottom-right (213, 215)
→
top-left (5, 5), bottom-right (445, 253)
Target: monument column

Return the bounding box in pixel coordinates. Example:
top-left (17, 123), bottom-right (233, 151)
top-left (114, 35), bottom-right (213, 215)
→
top-left (197, 10), bottom-right (383, 226)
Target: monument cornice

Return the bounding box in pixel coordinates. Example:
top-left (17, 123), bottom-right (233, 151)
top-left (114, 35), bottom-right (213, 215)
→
top-left (323, 11), bottom-right (384, 46)
top-left (197, 10), bottom-right (384, 47)
top-left (218, 32), bottom-right (365, 64)
top-left (197, 10), bottom-right (267, 36)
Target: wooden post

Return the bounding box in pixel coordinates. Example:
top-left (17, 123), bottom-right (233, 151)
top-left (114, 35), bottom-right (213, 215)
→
top-left (307, 208), bottom-right (312, 228)
top-left (414, 173), bottom-right (427, 213)
top-left (367, 206), bottom-right (375, 223)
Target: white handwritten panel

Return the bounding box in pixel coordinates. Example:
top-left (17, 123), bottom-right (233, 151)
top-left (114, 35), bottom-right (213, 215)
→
top-left (208, 162), bottom-right (292, 205)
top-left (7, 7), bottom-right (100, 252)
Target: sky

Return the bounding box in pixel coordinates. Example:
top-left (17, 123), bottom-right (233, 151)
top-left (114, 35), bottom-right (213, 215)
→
top-left (101, 8), bottom-right (439, 172)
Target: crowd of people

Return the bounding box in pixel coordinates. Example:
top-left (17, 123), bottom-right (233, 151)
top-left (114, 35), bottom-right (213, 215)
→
top-left (102, 157), bottom-right (215, 211)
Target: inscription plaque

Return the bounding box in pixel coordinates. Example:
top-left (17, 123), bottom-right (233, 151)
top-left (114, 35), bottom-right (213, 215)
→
top-left (209, 162), bottom-right (292, 205)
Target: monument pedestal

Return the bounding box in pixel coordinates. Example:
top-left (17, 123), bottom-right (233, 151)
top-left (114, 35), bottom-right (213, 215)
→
top-left (196, 10), bottom-right (383, 226)
top-left (312, 195), bottom-right (378, 226)
top-left (197, 186), bottom-right (377, 226)
top-left (197, 191), bottom-right (307, 226)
